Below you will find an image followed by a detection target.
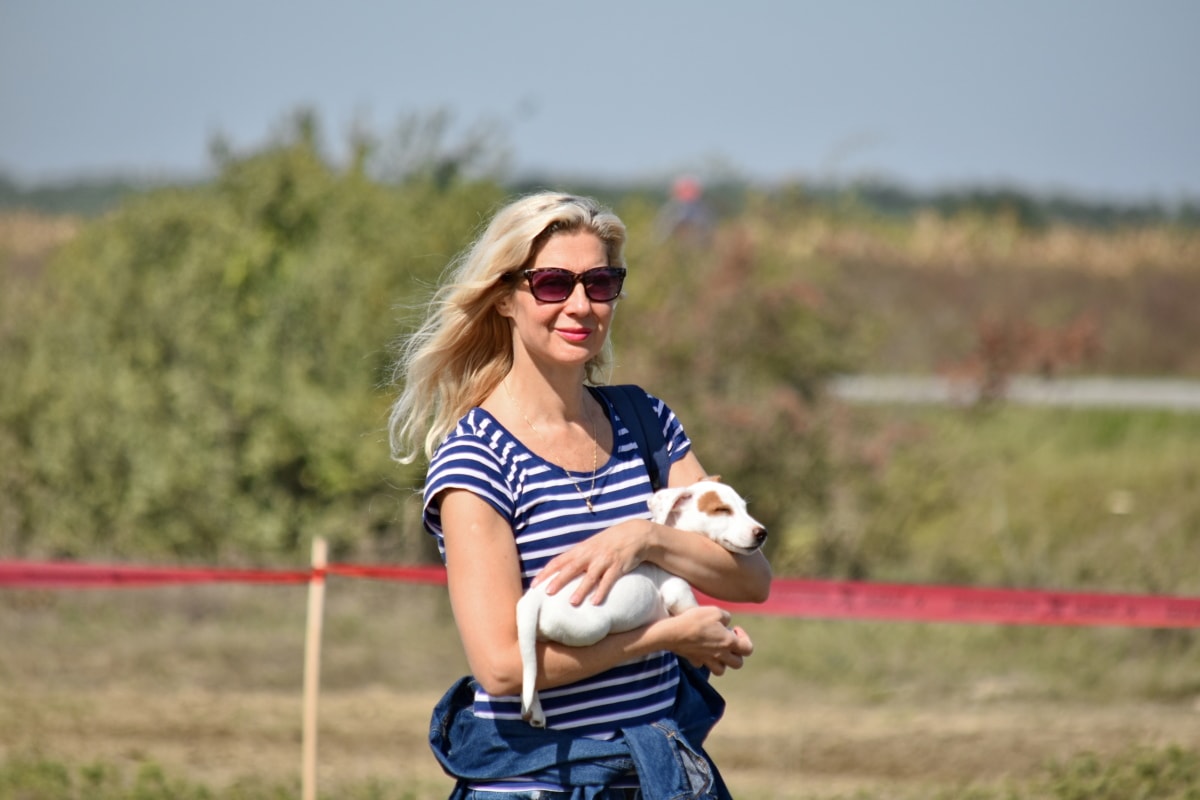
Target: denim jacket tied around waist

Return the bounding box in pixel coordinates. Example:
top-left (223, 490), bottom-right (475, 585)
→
top-left (428, 660), bottom-right (733, 800)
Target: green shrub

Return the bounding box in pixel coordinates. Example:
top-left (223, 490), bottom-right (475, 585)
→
top-left (0, 120), bottom-right (503, 561)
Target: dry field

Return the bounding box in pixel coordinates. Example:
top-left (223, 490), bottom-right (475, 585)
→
top-left (0, 211), bottom-right (79, 277)
top-left (3, 578), bottom-right (1196, 798)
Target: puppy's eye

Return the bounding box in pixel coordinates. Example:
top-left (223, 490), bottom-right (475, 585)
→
top-left (711, 506), bottom-right (734, 516)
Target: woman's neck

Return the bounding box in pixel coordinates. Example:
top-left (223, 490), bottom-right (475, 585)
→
top-left (502, 362), bottom-right (591, 425)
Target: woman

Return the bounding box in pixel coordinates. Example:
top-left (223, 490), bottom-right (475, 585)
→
top-left (389, 192), bottom-right (771, 799)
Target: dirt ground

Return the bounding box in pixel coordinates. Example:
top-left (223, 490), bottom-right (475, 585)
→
top-left (2, 583), bottom-right (1197, 799)
top-left (3, 677), bottom-right (1198, 798)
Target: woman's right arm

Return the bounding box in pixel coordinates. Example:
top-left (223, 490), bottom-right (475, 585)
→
top-left (439, 488), bottom-right (754, 697)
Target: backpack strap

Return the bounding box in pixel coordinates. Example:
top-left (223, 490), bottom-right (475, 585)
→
top-left (593, 384), bottom-right (671, 492)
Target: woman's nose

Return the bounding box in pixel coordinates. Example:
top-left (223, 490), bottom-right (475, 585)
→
top-left (563, 280), bottom-right (592, 312)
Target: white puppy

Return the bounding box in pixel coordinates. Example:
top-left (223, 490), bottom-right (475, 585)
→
top-left (516, 478), bottom-right (767, 727)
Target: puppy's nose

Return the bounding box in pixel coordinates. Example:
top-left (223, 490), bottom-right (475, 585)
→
top-left (753, 527), bottom-right (768, 545)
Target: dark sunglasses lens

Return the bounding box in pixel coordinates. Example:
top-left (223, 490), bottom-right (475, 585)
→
top-left (525, 268), bottom-right (625, 302)
top-left (583, 269), bottom-right (624, 301)
top-left (528, 272), bottom-right (574, 301)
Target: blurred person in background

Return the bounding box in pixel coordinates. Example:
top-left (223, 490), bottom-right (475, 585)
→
top-left (389, 192), bottom-right (770, 799)
top-left (655, 174), bottom-right (713, 245)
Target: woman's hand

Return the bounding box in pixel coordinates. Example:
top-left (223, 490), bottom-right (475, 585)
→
top-left (531, 518), bottom-right (655, 606)
top-left (657, 606), bottom-right (754, 676)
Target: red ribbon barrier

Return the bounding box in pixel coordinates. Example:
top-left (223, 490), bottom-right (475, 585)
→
top-left (2, 560), bottom-right (1198, 628)
top-left (704, 579), bottom-right (1200, 629)
top-left (0, 559), bottom-right (312, 588)
top-left (326, 563), bottom-right (448, 585)
top-left (0, 560), bottom-right (452, 589)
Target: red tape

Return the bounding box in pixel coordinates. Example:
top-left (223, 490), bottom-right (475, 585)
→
top-left (0, 560), bottom-right (312, 588)
top-left (326, 563), bottom-right (448, 585)
top-left (2, 560), bottom-right (1197, 628)
top-left (703, 579), bottom-right (1200, 628)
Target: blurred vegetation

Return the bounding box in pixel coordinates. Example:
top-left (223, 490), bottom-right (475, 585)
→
top-left (0, 172), bottom-right (159, 218)
top-left (1038, 745), bottom-right (1200, 800)
top-left (0, 115), bottom-right (506, 562)
top-left (3, 745), bottom-right (1196, 800)
top-left (785, 405), bottom-right (1200, 594)
top-left (2, 112), bottom-right (1199, 597)
top-left (0, 754), bottom-right (414, 800)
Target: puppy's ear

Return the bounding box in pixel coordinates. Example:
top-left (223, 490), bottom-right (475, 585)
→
top-left (648, 487), bottom-right (693, 526)
top-left (664, 489), bottom-right (695, 527)
top-left (703, 474), bottom-right (722, 483)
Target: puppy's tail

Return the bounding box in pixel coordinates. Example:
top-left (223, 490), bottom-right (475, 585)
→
top-left (515, 589), bottom-right (544, 727)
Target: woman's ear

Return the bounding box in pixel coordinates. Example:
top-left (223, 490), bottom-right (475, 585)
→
top-left (495, 290), bottom-right (515, 319)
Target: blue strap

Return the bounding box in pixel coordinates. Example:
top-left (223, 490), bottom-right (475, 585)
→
top-left (592, 384), bottom-right (670, 491)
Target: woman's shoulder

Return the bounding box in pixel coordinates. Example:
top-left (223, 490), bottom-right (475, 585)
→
top-left (430, 408), bottom-right (509, 464)
top-left (429, 406), bottom-right (552, 478)
top-left (448, 406), bottom-right (500, 437)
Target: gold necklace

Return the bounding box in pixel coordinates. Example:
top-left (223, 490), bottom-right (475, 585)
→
top-left (503, 379), bottom-right (599, 512)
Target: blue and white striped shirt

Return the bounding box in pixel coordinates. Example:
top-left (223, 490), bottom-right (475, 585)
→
top-left (423, 387), bottom-right (692, 742)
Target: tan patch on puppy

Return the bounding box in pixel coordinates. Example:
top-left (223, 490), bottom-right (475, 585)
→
top-left (697, 490), bottom-right (734, 516)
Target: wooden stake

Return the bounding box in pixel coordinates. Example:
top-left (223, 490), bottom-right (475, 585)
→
top-left (301, 537), bottom-right (328, 800)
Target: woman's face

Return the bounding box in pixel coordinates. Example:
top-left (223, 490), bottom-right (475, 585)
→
top-left (498, 230), bottom-right (617, 372)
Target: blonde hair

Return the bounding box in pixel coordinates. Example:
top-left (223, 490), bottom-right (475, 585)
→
top-left (388, 192), bottom-right (627, 463)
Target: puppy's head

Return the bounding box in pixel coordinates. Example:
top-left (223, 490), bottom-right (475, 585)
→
top-left (647, 478), bottom-right (768, 554)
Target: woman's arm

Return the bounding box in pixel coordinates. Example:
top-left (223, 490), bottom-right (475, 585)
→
top-left (532, 451), bottom-right (773, 607)
top-left (438, 486), bottom-right (754, 697)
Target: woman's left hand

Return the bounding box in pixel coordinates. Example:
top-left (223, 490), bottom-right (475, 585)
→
top-left (531, 519), bottom-right (652, 605)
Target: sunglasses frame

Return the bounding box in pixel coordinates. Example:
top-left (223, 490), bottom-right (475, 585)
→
top-left (513, 266), bottom-right (627, 303)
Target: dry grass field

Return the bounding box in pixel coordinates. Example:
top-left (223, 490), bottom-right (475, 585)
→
top-left (3, 578), bottom-right (1196, 799)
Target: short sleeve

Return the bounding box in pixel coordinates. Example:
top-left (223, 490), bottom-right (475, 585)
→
top-left (422, 411), bottom-right (518, 558)
top-left (652, 392), bottom-right (692, 466)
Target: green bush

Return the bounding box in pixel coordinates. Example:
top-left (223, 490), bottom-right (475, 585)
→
top-left (0, 121), bottom-right (503, 561)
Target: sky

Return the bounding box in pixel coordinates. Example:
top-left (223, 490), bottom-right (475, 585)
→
top-left (2, 0), bottom-right (1198, 203)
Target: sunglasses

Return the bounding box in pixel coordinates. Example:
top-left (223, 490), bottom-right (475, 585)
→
top-left (512, 266), bottom-right (627, 303)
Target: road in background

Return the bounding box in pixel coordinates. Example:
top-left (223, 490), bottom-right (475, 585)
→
top-left (829, 376), bottom-right (1200, 412)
